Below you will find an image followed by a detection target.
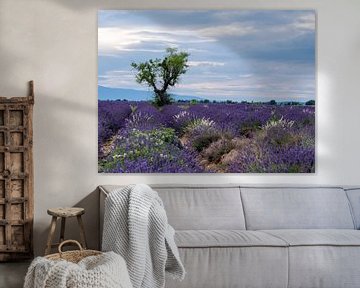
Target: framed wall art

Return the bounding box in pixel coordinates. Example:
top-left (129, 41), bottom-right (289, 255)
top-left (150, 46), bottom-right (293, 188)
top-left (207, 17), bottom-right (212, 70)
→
top-left (98, 10), bottom-right (316, 173)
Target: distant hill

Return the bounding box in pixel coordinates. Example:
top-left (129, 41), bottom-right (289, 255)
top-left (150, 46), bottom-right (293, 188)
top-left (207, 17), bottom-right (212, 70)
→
top-left (98, 86), bottom-right (204, 102)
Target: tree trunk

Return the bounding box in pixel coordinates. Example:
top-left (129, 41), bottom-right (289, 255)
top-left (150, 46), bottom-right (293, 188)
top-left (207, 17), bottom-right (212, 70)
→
top-left (154, 89), bottom-right (170, 106)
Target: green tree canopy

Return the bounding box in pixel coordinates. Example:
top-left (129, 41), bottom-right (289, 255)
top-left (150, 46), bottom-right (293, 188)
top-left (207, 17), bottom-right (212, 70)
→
top-left (305, 100), bottom-right (315, 106)
top-left (131, 48), bottom-right (190, 106)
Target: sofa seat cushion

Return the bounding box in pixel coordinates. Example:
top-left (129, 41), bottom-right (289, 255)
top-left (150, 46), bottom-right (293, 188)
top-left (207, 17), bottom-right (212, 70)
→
top-left (260, 230), bottom-right (360, 288)
top-left (262, 229), bottom-right (360, 246)
top-left (175, 230), bottom-right (288, 248)
top-left (166, 246), bottom-right (289, 288)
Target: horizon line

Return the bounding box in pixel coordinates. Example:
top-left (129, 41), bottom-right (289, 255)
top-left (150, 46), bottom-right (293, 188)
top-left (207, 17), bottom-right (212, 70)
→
top-left (98, 85), bottom-right (315, 103)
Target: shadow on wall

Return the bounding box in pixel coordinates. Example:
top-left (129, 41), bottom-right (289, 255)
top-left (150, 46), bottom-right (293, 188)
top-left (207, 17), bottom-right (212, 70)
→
top-left (32, 92), bottom-right (98, 256)
top-left (38, 188), bottom-right (100, 256)
top-left (73, 188), bottom-right (100, 249)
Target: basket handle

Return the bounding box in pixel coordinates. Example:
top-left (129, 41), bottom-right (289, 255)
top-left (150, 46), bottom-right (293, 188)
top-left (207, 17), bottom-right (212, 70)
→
top-left (58, 240), bottom-right (83, 255)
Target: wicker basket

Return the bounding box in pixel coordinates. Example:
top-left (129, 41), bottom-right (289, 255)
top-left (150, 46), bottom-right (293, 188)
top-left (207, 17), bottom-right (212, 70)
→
top-left (45, 240), bottom-right (102, 263)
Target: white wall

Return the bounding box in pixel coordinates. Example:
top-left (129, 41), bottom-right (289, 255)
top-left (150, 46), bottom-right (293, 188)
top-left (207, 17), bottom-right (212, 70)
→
top-left (0, 0), bottom-right (359, 256)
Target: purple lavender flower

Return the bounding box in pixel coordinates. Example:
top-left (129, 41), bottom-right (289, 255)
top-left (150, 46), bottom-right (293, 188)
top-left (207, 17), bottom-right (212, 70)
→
top-left (98, 101), bottom-right (315, 173)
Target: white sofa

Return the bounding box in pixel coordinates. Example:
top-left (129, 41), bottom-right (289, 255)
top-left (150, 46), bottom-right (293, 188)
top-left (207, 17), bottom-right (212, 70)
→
top-left (99, 185), bottom-right (360, 288)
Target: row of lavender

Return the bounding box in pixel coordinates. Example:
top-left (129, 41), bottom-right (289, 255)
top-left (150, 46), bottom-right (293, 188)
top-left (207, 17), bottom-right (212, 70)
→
top-left (98, 100), bottom-right (315, 173)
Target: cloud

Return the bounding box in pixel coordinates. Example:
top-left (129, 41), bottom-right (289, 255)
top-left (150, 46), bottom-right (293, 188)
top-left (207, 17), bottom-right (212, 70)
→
top-left (98, 70), bottom-right (136, 88)
top-left (98, 10), bottom-right (315, 101)
top-left (114, 48), bottom-right (165, 53)
top-left (98, 27), bottom-right (215, 55)
top-left (198, 23), bottom-right (256, 37)
top-left (188, 61), bottom-right (225, 67)
top-left (239, 74), bottom-right (253, 78)
top-left (178, 80), bottom-right (264, 94)
top-left (292, 13), bottom-right (316, 31)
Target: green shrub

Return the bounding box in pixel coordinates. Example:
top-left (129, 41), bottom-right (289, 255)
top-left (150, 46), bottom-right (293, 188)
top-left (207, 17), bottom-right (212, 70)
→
top-left (185, 117), bottom-right (215, 133)
top-left (102, 127), bottom-right (178, 171)
top-left (239, 120), bottom-right (262, 137)
top-left (202, 139), bottom-right (235, 163)
top-left (305, 100), bottom-right (315, 106)
top-left (192, 129), bottom-right (221, 152)
top-left (264, 126), bottom-right (300, 148)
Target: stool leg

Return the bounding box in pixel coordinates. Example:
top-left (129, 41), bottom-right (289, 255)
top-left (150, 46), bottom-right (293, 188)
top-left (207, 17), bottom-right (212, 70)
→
top-left (60, 217), bottom-right (66, 243)
top-left (45, 216), bottom-right (57, 255)
top-left (77, 215), bottom-right (87, 249)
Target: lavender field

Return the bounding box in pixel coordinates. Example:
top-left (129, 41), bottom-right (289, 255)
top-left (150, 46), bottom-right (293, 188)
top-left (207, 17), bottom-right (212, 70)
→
top-left (98, 100), bottom-right (315, 173)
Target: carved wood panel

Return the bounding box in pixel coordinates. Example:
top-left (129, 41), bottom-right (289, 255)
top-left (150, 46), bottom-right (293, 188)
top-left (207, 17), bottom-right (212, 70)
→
top-left (0, 81), bottom-right (34, 261)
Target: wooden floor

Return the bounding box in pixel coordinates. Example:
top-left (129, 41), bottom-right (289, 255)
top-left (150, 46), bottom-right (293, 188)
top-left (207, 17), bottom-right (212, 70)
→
top-left (0, 261), bottom-right (30, 288)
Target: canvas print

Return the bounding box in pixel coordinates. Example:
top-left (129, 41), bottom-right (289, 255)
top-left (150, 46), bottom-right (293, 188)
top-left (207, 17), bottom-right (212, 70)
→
top-left (98, 10), bottom-right (316, 173)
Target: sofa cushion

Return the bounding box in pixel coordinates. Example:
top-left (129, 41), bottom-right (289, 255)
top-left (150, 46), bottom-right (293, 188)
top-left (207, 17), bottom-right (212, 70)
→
top-left (345, 188), bottom-right (360, 229)
top-left (287, 246), bottom-right (360, 288)
top-left (100, 185), bottom-right (246, 230)
top-left (175, 230), bottom-right (287, 248)
top-left (154, 186), bottom-right (246, 230)
top-left (165, 247), bottom-right (288, 288)
top-left (260, 230), bottom-right (360, 288)
top-left (241, 187), bottom-right (355, 230)
top-left (262, 229), bottom-right (360, 246)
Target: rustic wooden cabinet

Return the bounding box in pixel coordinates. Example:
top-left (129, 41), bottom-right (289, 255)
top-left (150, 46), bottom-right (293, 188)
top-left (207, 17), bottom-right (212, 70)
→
top-left (0, 81), bottom-right (34, 261)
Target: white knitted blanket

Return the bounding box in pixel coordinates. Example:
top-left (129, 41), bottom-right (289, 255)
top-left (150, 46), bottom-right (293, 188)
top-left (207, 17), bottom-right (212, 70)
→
top-left (102, 184), bottom-right (185, 288)
top-left (24, 251), bottom-right (132, 288)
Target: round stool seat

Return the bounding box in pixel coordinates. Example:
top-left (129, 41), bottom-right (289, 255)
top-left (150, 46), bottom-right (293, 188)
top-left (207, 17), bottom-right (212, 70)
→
top-left (45, 207), bottom-right (87, 255)
top-left (47, 207), bottom-right (85, 218)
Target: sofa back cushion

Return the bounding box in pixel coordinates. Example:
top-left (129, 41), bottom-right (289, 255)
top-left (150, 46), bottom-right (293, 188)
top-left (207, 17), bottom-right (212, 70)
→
top-left (154, 186), bottom-right (246, 230)
top-left (345, 188), bottom-right (360, 229)
top-left (240, 187), bottom-right (355, 230)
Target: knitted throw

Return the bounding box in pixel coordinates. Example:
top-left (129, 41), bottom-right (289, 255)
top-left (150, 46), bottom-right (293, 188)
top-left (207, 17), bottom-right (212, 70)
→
top-left (24, 251), bottom-right (133, 288)
top-left (102, 184), bottom-right (185, 288)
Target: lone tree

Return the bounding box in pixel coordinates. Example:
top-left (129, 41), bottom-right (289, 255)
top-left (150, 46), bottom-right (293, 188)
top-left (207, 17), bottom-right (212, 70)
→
top-left (131, 48), bottom-right (190, 106)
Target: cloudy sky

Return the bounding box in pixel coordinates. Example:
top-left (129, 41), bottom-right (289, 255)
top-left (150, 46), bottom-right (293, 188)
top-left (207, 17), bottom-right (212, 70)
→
top-left (98, 10), bottom-right (315, 102)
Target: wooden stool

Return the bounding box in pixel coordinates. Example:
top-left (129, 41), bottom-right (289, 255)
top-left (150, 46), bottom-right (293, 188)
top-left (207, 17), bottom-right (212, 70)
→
top-left (45, 207), bottom-right (87, 255)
